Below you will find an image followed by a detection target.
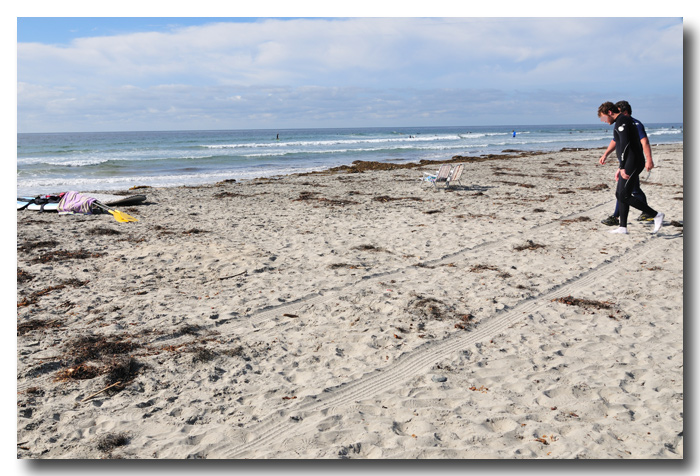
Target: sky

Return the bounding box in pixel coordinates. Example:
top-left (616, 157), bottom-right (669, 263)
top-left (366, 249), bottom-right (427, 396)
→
top-left (14, 14), bottom-right (686, 133)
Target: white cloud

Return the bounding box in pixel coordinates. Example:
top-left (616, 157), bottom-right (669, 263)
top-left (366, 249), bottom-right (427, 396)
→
top-left (17, 17), bottom-right (684, 132)
top-left (19, 18), bottom-right (681, 88)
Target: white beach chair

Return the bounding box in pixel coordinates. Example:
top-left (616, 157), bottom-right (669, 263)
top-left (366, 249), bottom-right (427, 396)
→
top-left (423, 164), bottom-right (452, 187)
top-left (445, 164), bottom-right (464, 188)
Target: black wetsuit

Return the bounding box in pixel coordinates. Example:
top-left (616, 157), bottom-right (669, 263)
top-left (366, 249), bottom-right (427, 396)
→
top-left (612, 117), bottom-right (648, 216)
top-left (613, 114), bottom-right (657, 227)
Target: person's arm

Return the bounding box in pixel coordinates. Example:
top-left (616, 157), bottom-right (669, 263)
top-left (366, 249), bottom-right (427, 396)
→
top-left (641, 137), bottom-right (654, 171)
top-left (616, 119), bottom-right (633, 178)
top-left (599, 139), bottom-right (616, 165)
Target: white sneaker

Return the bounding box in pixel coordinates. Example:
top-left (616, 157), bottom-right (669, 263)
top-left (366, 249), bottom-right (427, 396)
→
top-left (609, 227), bottom-right (629, 234)
top-left (653, 213), bottom-right (664, 234)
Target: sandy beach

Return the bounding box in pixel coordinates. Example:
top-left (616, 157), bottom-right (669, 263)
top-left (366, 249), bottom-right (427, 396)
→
top-left (16, 144), bottom-right (683, 459)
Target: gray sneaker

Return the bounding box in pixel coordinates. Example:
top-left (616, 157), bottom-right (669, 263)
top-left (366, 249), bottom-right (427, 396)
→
top-left (601, 215), bottom-right (619, 226)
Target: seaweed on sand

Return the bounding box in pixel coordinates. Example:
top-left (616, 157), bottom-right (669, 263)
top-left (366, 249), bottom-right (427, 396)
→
top-left (191, 347), bottom-right (218, 364)
top-left (454, 313), bottom-right (477, 331)
top-left (104, 357), bottom-right (141, 386)
top-left (294, 191), bottom-right (358, 206)
top-left (497, 180), bottom-right (536, 189)
top-left (17, 278), bottom-right (89, 308)
top-left (408, 295), bottom-right (477, 331)
top-left (17, 318), bottom-right (63, 335)
top-left (514, 240), bottom-right (546, 251)
top-left (408, 295), bottom-right (454, 321)
top-left (17, 268), bottom-right (34, 284)
top-left (373, 195), bottom-right (423, 203)
top-left (87, 227), bottom-right (122, 236)
top-left (353, 244), bottom-right (390, 253)
top-left (65, 334), bottom-right (141, 365)
top-left (18, 239), bottom-right (59, 252)
top-left (29, 249), bottom-right (105, 264)
top-left (469, 264), bottom-right (501, 273)
top-left (55, 363), bottom-right (101, 381)
top-left (153, 225), bottom-right (175, 235)
top-left (183, 228), bottom-right (209, 235)
top-left (177, 324), bottom-right (202, 336)
top-left (560, 216), bottom-right (592, 225)
top-left (554, 295), bottom-right (630, 320)
top-left (96, 432), bottom-right (130, 453)
top-left (553, 295), bottom-right (613, 311)
top-left (329, 263), bottom-right (369, 270)
top-left (213, 191), bottom-right (245, 198)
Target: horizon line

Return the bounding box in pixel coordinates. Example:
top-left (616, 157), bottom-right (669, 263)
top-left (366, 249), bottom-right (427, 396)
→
top-left (16, 121), bottom-right (686, 135)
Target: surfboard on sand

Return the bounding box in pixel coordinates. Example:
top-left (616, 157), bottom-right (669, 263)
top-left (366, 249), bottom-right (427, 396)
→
top-left (17, 193), bottom-right (147, 212)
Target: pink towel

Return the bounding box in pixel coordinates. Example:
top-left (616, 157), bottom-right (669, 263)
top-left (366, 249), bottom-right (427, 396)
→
top-left (57, 191), bottom-right (97, 215)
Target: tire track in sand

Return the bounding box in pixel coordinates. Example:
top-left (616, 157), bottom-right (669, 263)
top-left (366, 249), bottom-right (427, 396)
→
top-left (205, 229), bottom-right (669, 458)
top-left (218, 200), bottom-right (615, 333)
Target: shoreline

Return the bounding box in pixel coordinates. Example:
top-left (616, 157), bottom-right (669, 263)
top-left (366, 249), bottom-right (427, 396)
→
top-left (101, 143), bottom-right (676, 195)
top-left (65, 148), bottom-right (575, 196)
top-left (17, 140), bottom-right (682, 197)
top-left (17, 144), bottom-right (683, 459)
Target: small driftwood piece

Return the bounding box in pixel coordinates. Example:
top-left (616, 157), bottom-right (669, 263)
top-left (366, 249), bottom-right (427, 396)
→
top-left (219, 270), bottom-right (247, 281)
top-left (81, 381), bottom-right (122, 402)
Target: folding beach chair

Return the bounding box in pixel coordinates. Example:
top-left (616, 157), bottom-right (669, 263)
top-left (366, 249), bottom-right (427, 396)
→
top-left (423, 164), bottom-right (452, 187)
top-left (445, 164), bottom-right (464, 188)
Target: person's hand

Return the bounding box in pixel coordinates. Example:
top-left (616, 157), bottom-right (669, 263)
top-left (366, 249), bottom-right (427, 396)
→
top-left (614, 169), bottom-right (621, 181)
top-left (599, 154), bottom-right (608, 165)
top-left (645, 160), bottom-right (654, 172)
top-left (620, 169), bottom-right (630, 180)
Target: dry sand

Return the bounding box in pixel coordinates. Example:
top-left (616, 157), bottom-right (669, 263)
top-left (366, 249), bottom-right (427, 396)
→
top-left (15, 144), bottom-right (683, 459)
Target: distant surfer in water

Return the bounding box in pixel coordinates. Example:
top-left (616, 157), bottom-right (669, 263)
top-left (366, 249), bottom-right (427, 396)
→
top-left (512, 130), bottom-right (516, 137)
top-left (276, 134), bottom-right (279, 140)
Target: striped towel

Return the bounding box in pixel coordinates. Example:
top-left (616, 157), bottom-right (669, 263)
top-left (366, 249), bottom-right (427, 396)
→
top-left (57, 191), bottom-right (97, 215)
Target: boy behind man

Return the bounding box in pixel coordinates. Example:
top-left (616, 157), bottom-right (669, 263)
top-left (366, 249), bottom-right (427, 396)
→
top-left (597, 101), bottom-right (664, 234)
top-left (598, 100), bottom-right (655, 225)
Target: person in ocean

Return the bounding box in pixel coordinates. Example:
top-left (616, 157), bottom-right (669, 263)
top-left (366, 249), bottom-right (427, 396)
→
top-left (597, 101), bottom-right (664, 235)
top-left (598, 100), bottom-right (655, 226)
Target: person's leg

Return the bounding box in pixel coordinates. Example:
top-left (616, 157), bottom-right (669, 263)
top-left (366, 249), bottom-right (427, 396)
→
top-left (631, 179), bottom-right (655, 220)
top-left (631, 185), bottom-right (647, 204)
top-left (622, 172), bottom-right (657, 217)
top-left (615, 169), bottom-right (663, 233)
top-left (616, 177), bottom-right (631, 227)
top-left (601, 199), bottom-right (620, 226)
top-left (611, 179), bottom-right (630, 234)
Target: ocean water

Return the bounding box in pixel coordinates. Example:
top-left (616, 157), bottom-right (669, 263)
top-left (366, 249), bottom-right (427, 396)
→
top-left (16, 124), bottom-right (683, 197)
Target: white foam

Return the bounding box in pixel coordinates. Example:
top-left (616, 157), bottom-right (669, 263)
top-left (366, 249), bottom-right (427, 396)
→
top-left (203, 134), bottom-right (465, 150)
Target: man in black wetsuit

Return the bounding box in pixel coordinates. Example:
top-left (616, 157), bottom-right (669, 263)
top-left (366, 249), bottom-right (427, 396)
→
top-left (598, 100), bottom-right (655, 225)
top-left (597, 102), bottom-right (664, 235)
